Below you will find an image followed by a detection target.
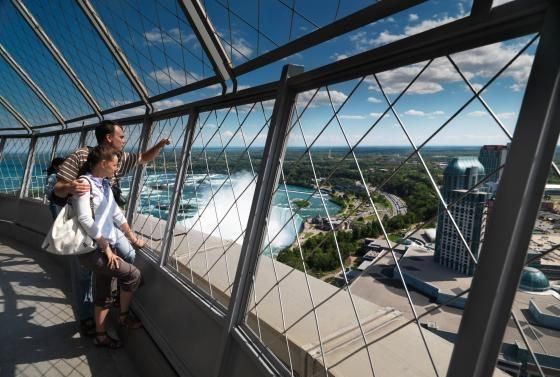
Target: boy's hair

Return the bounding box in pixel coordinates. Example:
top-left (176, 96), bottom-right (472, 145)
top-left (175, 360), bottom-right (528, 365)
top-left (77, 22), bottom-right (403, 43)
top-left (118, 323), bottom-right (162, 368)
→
top-left (95, 120), bottom-right (121, 145)
top-left (46, 157), bottom-right (65, 175)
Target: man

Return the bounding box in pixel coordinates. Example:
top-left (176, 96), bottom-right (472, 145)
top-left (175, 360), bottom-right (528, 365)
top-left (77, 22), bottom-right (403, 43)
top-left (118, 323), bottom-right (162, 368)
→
top-left (54, 120), bottom-right (170, 335)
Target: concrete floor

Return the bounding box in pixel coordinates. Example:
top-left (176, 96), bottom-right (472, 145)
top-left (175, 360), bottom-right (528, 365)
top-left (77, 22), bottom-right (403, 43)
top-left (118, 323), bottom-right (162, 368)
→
top-left (0, 238), bottom-right (139, 377)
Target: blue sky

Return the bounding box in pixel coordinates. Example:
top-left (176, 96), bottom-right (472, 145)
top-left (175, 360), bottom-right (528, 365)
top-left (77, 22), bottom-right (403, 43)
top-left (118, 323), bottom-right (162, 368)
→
top-left (0, 0), bottom-right (537, 147)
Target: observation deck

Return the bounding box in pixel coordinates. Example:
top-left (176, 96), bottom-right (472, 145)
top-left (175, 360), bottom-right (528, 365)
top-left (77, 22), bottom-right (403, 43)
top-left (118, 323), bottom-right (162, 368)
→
top-left (1, 1), bottom-right (560, 376)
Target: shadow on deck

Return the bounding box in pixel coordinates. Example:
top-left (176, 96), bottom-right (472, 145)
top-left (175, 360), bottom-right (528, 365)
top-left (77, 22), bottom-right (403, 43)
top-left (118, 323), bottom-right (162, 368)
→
top-left (0, 237), bottom-right (139, 377)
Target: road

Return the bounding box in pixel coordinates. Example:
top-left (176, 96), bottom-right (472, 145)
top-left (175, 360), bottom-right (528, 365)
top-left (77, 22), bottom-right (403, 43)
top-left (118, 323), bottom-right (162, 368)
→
top-left (382, 192), bottom-right (408, 216)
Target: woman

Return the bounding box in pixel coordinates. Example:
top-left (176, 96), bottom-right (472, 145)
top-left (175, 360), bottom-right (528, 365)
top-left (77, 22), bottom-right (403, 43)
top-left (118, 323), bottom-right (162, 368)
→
top-left (74, 145), bottom-right (145, 348)
top-left (45, 157), bottom-right (66, 218)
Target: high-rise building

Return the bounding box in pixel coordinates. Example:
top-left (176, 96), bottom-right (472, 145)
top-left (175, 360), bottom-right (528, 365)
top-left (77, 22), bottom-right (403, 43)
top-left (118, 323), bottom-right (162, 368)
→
top-left (435, 157), bottom-right (491, 275)
top-left (478, 145), bottom-right (508, 183)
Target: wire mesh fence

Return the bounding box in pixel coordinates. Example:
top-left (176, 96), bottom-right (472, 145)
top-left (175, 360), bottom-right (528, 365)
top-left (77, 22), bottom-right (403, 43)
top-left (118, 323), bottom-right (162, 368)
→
top-left (89, 0), bottom-right (214, 96)
top-left (237, 33), bottom-right (543, 377)
top-left (54, 131), bottom-right (81, 158)
top-left (0, 137), bottom-right (30, 195)
top-left (130, 115), bottom-right (189, 255)
top-left (26, 136), bottom-right (54, 200)
top-left (0, 2), bottom-right (558, 377)
top-left (161, 101), bottom-right (273, 307)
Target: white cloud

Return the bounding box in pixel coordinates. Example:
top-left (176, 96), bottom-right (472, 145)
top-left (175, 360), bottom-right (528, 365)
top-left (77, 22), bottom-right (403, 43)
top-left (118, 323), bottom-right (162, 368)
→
top-left (404, 16), bottom-right (458, 37)
top-left (110, 100), bottom-right (132, 107)
top-left (297, 90), bottom-right (348, 108)
top-left (497, 112), bottom-right (516, 119)
top-left (367, 97), bottom-right (382, 104)
top-left (404, 109), bottom-right (445, 117)
top-left (222, 130), bottom-right (234, 139)
top-left (471, 83), bottom-right (484, 92)
top-left (339, 115), bottom-right (367, 120)
top-left (144, 28), bottom-right (196, 45)
top-left (105, 107), bottom-right (145, 119)
top-left (369, 113), bottom-right (389, 118)
top-left (405, 109), bottom-right (425, 116)
top-left (365, 41), bottom-right (534, 95)
top-left (331, 53), bottom-right (348, 61)
top-left (366, 61), bottom-right (451, 94)
top-left (468, 110), bottom-right (488, 117)
top-left (150, 67), bottom-right (201, 86)
top-left (346, 10), bottom-right (533, 95)
top-left (370, 15), bottom-right (458, 47)
top-left (154, 99), bottom-right (185, 111)
top-left (232, 38), bottom-right (253, 60)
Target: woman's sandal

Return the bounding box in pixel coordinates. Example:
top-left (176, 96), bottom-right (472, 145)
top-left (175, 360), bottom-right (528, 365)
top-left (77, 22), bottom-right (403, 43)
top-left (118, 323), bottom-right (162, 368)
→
top-left (80, 318), bottom-right (96, 337)
top-left (119, 311), bottom-right (143, 329)
top-left (93, 332), bottom-right (122, 349)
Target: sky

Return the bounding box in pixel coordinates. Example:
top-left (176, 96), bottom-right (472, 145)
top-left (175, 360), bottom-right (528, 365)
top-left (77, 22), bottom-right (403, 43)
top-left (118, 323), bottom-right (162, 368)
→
top-left (0, 0), bottom-right (539, 147)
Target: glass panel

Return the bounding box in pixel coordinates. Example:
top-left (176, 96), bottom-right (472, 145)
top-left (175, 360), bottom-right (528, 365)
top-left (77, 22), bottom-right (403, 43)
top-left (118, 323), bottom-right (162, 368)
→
top-left (0, 58), bottom-right (56, 127)
top-left (0, 105), bottom-right (21, 130)
top-left (0, 2), bottom-right (91, 119)
top-left (23, 0), bottom-right (139, 110)
top-left (90, 0), bottom-right (215, 96)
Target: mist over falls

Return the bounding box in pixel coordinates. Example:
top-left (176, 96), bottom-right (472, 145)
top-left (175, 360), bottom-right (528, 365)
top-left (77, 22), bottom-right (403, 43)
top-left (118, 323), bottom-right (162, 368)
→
top-left (133, 172), bottom-right (341, 255)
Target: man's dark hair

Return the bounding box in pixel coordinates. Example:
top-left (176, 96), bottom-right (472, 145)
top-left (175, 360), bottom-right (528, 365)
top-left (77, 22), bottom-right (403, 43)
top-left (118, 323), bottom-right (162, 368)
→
top-left (95, 120), bottom-right (121, 145)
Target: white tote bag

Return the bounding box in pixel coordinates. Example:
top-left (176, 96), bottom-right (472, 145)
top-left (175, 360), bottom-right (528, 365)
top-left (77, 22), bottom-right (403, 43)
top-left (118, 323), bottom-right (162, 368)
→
top-left (42, 179), bottom-right (96, 255)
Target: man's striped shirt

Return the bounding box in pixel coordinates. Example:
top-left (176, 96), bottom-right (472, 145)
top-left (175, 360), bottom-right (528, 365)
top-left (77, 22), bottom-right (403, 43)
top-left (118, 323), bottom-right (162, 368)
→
top-left (57, 146), bottom-right (138, 186)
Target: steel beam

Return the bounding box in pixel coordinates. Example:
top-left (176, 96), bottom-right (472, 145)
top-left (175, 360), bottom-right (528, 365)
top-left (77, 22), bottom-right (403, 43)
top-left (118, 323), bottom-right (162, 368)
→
top-left (19, 135), bottom-right (38, 198)
top-left (447, 3), bottom-right (560, 377)
top-left (49, 134), bottom-right (60, 163)
top-left (470, 0), bottom-right (493, 17)
top-left (125, 110), bottom-right (155, 224)
top-left (0, 96), bottom-right (33, 134)
top-left (12, 0), bottom-right (103, 120)
top-left (217, 64), bottom-right (303, 377)
top-left (159, 109), bottom-right (199, 267)
top-left (78, 127), bottom-right (89, 148)
top-left (178, 0), bottom-right (233, 89)
top-left (76, 0), bottom-right (152, 110)
top-left (0, 44), bottom-right (66, 128)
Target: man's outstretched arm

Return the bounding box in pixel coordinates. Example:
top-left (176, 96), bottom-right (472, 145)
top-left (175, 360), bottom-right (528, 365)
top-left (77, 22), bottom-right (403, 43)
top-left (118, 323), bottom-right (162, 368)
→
top-left (54, 178), bottom-right (90, 198)
top-left (139, 138), bottom-right (171, 164)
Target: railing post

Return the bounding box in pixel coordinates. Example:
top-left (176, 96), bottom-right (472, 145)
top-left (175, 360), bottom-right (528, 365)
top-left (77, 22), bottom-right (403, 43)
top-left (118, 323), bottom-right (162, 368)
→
top-left (217, 64), bottom-right (304, 377)
top-left (78, 128), bottom-right (88, 147)
top-left (50, 134), bottom-right (60, 162)
top-left (447, 4), bottom-right (560, 377)
top-left (0, 137), bottom-right (6, 162)
top-left (159, 109), bottom-right (199, 267)
top-left (43, 134), bottom-right (60, 204)
top-left (19, 135), bottom-right (38, 199)
top-left (125, 111), bottom-right (155, 224)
